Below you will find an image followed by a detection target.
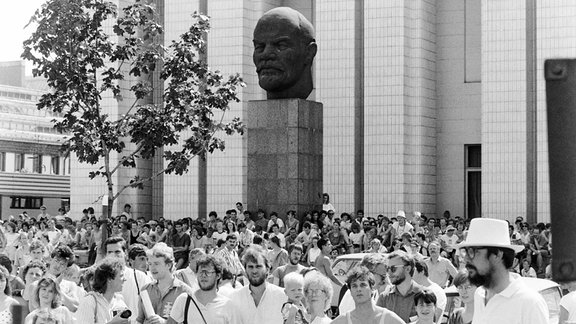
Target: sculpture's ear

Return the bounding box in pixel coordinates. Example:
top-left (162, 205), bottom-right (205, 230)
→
top-left (305, 41), bottom-right (318, 65)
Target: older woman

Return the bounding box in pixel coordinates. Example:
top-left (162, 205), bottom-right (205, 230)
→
top-left (447, 270), bottom-right (476, 324)
top-left (301, 271), bottom-right (333, 324)
top-left (331, 266), bottom-right (404, 324)
top-left (75, 258), bottom-right (129, 324)
top-left (24, 277), bottom-right (74, 324)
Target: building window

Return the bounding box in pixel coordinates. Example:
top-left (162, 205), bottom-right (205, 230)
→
top-left (51, 156), bottom-right (60, 175)
top-left (0, 152), bottom-right (5, 171)
top-left (10, 197), bottom-right (43, 209)
top-left (32, 154), bottom-right (43, 174)
top-left (14, 153), bottom-right (25, 172)
top-left (466, 145), bottom-right (481, 218)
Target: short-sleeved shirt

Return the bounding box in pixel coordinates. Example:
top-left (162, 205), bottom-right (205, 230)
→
top-left (169, 292), bottom-right (235, 324)
top-left (75, 292), bottom-right (127, 324)
top-left (136, 277), bottom-right (190, 322)
top-left (425, 257), bottom-right (458, 288)
top-left (472, 273), bottom-right (548, 324)
top-left (376, 280), bottom-right (424, 323)
top-left (173, 233), bottom-right (191, 258)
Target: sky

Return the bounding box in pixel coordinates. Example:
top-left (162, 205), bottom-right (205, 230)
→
top-left (0, 1), bottom-right (46, 71)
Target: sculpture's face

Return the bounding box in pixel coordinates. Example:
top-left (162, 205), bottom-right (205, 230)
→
top-left (253, 16), bottom-right (312, 94)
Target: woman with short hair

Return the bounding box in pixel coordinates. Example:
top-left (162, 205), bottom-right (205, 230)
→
top-left (447, 270), bottom-right (476, 324)
top-left (302, 271), bottom-right (333, 324)
top-left (410, 290), bottom-right (437, 324)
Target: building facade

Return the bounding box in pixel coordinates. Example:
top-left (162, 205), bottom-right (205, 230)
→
top-left (66, 0), bottom-right (576, 223)
top-left (0, 62), bottom-right (70, 219)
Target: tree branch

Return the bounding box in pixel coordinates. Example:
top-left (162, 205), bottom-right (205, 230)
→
top-left (109, 141), bottom-right (146, 176)
top-left (113, 166), bottom-right (167, 200)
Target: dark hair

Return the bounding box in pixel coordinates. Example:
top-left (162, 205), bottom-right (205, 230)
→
top-left (253, 235), bottom-right (263, 245)
top-left (345, 266), bottom-right (375, 288)
top-left (416, 233), bottom-right (426, 241)
top-left (209, 211), bottom-right (218, 218)
top-left (0, 270), bottom-right (11, 296)
top-left (414, 289), bottom-right (437, 306)
top-left (105, 237), bottom-right (127, 252)
top-left (128, 244), bottom-right (147, 260)
top-left (317, 238), bottom-right (330, 251)
top-left (287, 244), bottom-right (303, 254)
top-left (270, 212), bottom-right (278, 217)
top-left (195, 254), bottom-right (224, 277)
top-left (487, 247), bottom-right (515, 269)
top-left (414, 258), bottom-right (429, 277)
top-left (0, 255), bottom-right (12, 274)
top-left (303, 221), bottom-right (311, 229)
top-left (92, 258), bottom-right (125, 294)
top-left (270, 236), bottom-right (281, 247)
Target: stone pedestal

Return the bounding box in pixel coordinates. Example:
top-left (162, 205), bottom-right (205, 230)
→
top-left (247, 99), bottom-right (323, 220)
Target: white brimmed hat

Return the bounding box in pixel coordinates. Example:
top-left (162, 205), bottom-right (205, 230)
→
top-left (457, 218), bottom-right (524, 253)
top-left (397, 210), bottom-right (406, 218)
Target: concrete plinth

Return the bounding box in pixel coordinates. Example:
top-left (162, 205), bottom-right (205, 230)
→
top-left (247, 99), bottom-right (323, 220)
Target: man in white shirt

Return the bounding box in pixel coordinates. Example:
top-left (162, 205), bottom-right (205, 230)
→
top-left (425, 242), bottom-right (458, 288)
top-left (106, 237), bottom-right (152, 324)
top-left (459, 218), bottom-right (548, 324)
top-left (229, 246), bottom-right (287, 323)
top-left (392, 210), bottom-right (414, 237)
top-left (267, 212), bottom-right (285, 233)
top-left (175, 248), bottom-right (205, 290)
top-left (167, 254), bottom-right (236, 324)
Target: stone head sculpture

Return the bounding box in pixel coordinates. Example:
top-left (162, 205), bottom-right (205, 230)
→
top-left (253, 7), bottom-right (317, 100)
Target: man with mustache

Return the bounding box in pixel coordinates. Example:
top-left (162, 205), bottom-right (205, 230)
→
top-left (253, 7), bottom-right (317, 99)
top-left (229, 245), bottom-right (287, 323)
top-left (458, 218), bottom-right (548, 324)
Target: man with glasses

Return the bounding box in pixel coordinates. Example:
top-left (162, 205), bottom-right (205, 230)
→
top-left (167, 254), bottom-right (236, 324)
top-left (458, 218), bottom-right (548, 324)
top-left (338, 253), bottom-right (391, 314)
top-left (376, 250), bottom-right (424, 323)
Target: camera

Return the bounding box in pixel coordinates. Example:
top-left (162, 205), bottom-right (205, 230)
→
top-left (112, 309), bottom-right (131, 318)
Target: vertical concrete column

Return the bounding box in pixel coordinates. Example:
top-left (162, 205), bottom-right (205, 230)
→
top-left (247, 99), bottom-right (323, 220)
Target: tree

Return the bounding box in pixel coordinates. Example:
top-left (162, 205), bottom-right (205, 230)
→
top-left (22, 0), bottom-right (245, 216)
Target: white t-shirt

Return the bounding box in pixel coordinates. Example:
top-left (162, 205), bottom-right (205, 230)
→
top-left (169, 292), bottom-right (235, 324)
top-left (439, 234), bottom-right (459, 252)
top-left (75, 292), bottom-right (127, 324)
top-left (392, 222), bottom-right (414, 237)
top-left (123, 267), bottom-right (152, 324)
top-left (560, 291), bottom-right (576, 322)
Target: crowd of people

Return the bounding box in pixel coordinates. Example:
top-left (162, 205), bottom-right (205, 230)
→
top-left (0, 193), bottom-right (562, 324)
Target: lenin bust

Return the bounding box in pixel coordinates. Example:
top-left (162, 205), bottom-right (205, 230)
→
top-left (253, 7), bottom-right (317, 100)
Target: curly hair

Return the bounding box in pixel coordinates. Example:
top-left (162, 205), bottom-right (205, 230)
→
top-left (92, 258), bottom-right (125, 294)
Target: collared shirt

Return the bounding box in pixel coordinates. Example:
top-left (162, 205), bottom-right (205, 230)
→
top-left (75, 292), bottom-right (127, 324)
top-left (376, 280), bottom-right (424, 323)
top-left (174, 267), bottom-right (199, 291)
top-left (229, 283), bottom-right (288, 324)
top-left (473, 273), bottom-right (548, 324)
top-left (214, 248), bottom-right (244, 275)
top-left (169, 292), bottom-right (235, 324)
top-left (425, 256), bottom-right (458, 288)
top-left (136, 277), bottom-right (190, 323)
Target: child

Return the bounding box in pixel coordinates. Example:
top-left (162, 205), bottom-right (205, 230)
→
top-left (521, 258), bottom-right (537, 278)
top-left (282, 272), bottom-right (310, 324)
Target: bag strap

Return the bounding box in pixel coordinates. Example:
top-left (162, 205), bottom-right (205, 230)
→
top-left (134, 269), bottom-right (140, 295)
top-left (185, 295), bottom-right (208, 324)
top-left (92, 294), bottom-right (98, 323)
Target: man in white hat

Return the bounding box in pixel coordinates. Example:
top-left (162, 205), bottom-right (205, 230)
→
top-left (393, 210), bottom-right (414, 237)
top-left (459, 218), bottom-right (548, 324)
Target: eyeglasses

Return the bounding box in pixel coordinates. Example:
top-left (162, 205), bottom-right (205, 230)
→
top-left (198, 270), bottom-right (216, 277)
top-left (457, 285), bottom-right (475, 291)
top-left (387, 265), bottom-right (406, 273)
top-left (371, 271), bottom-right (387, 278)
top-left (461, 247), bottom-right (487, 259)
top-left (306, 289), bottom-right (326, 296)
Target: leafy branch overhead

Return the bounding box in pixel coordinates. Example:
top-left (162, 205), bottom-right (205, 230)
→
top-left (22, 0), bottom-right (245, 202)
